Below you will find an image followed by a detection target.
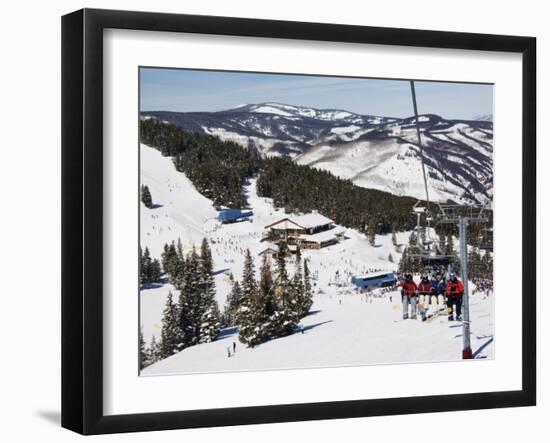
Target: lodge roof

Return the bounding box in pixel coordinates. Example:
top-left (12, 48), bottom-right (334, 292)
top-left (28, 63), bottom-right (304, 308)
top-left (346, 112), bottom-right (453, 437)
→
top-left (264, 213), bottom-right (333, 230)
top-left (353, 270), bottom-right (396, 280)
top-left (300, 227), bottom-right (345, 243)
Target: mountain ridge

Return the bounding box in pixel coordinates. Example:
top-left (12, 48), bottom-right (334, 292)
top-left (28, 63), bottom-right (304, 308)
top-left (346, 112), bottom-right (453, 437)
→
top-left (141, 102), bottom-right (493, 205)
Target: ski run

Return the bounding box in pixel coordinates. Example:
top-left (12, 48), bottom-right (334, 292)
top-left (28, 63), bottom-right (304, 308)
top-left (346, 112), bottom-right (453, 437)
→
top-left (139, 143), bottom-right (494, 376)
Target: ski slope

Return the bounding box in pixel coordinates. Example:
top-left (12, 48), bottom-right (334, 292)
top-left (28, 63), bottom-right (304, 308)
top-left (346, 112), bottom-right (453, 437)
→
top-left (139, 143), bottom-right (495, 375)
top-left (142, 289), bottom-right (494, 375)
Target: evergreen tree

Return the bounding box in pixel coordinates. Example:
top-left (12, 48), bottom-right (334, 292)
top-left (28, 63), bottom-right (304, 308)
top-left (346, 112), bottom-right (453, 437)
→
top-left (198, 238), bottom-right (220, 343)
top-left (167, 238), bottom-right (186, 289)
top-left (388, 253), bottom-right (394, 263)
top-left (269, 242), bottom-right (300, 337)
top-left (295, 243), bottom-right (302, 262)
top-left (238, 249), bottom-right (266, 346)
top-left (141, 184), bottom-right (153, 208)
top-left (224, 275), bottom-right (242, 327)
top-left (259, 253), bottom-right (275, 320)
top-left (366, 219), bottom-right (377, 246)
top-left (177, 247), bottom-right (203, 347)
top-left (259, 254), bottom-right (273, 300)
top-left (161, 241), bottom-right (178, 276)
top-left (147, 335), bottom-right (160, 365)
top-left (159, 291), bottom-right (183, 358)
top-left (169, 252), bottom-right (186, 290)
top-left (303, 258), bottom-right (312, 297)
top-left (290, 245), bottom-right (311, 318)
top-left (141, 246), bottom-right (153, 284)
top-left (150, 258), bottom-right (162, 283)
top-left (139, 246), bottom-right (145, 285)
top-left (301, 258), bottom-right (313, 316)
top-left (139, 327), bottom-right (148, 370)
top-left (398, 232), bottom-right (422, 274)
top-left (199, 302), bottom-right (221, 344)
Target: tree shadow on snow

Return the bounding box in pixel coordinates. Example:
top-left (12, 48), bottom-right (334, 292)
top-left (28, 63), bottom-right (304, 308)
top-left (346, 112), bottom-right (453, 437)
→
top-left (216, 326), bottom-right (238, 340)
top-left (301, 320), bottom-right (333, 332)
top-left (473, 337), bottom-right (494, 359)
top-left (150, 203), bottom-right (164, 209)
top-left (140, 282), bottom-right (164, 290)
top-left (213, 268), bottom-right (231, 276)
top-left (305, 309), bottom-right (322, 317)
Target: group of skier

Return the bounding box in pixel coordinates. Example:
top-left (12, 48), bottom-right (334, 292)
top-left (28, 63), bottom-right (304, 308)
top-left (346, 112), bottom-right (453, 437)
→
top-left (399, 271), bottom-right (464, 322)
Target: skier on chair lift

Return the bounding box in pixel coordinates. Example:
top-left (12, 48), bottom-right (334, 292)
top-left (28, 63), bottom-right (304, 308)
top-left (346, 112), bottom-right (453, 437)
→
top-left (431, 271), bottom-right (446, 312)
top-left (401, 274), bottom-right (418, 320)
top-left (445, 272), bottom-right (464, 321)
top-left (417, 273), bottom-right (432, 321)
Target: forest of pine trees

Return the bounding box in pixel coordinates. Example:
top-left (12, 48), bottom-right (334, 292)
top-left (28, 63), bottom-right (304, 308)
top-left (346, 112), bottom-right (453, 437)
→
top-left (140, 238), bottom-right (221, 369)
top-left (140, 118), bottom-right (261, 209)
top-left (232, 243), bottom-right (313, 347)
top-left (139, 246), bottom-right (162, 285)
top-left (140, 237), bottom-right (314, 369)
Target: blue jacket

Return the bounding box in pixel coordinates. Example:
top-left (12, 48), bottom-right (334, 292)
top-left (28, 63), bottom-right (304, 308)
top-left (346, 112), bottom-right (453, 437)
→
top-left (431, 279), bottom-right (446, 295)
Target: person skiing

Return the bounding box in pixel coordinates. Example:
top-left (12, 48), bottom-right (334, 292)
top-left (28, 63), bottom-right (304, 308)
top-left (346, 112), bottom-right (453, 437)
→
top-left (417, 273), bottom-right (432, 321)
top-left (445, 272), bottom-right (464, 321)
top-left (431, 271), bottom-right (446, 311)
top-left (401, 273), bottom-right (418, 320)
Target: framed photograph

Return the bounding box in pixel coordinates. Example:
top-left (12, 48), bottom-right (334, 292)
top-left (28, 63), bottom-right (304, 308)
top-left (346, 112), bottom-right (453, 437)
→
top-left (62, 8), bottom-right (536, 435)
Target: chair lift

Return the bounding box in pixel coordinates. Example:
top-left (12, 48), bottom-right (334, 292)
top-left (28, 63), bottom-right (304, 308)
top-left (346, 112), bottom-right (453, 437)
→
top-left (411, 201), bottom-right (449, 266)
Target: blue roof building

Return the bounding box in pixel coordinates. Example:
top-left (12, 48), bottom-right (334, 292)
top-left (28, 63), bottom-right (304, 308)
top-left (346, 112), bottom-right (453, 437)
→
top-left (218, 209), bottom-right (253, 224)
top-left (351, 271), bottom-right (397, 289)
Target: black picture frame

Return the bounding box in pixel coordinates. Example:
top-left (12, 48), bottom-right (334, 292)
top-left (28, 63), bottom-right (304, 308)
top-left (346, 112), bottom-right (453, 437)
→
top-left (61, 8), bottom-right (537, 435)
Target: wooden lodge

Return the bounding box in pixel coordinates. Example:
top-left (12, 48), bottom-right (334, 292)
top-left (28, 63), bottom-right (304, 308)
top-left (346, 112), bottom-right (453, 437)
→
top-left (263, 212), bottom-right (345, 249)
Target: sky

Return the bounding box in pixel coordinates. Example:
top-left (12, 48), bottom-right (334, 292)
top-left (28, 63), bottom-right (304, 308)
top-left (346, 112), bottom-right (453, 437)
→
top-left (140, 67), bottom-right (493, 120)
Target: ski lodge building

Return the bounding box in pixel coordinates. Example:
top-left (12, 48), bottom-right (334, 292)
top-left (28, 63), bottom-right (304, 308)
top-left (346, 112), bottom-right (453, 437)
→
top-left (217, 208), bottom-right (253, 224)
top-left (351, 271), bottom-right (397, 289)
top-left (263, 212), bottom-right (345, 249)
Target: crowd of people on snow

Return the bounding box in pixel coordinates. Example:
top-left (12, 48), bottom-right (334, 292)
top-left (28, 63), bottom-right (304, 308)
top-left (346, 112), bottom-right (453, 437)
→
top-left (472, 277), bottom-right (493, 296)
top-left (399, 271), bottom-right (467, 322)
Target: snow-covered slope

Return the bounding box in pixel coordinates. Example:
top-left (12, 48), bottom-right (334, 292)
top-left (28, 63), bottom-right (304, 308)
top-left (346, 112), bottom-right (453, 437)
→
top-left (140, 143), bottom-right (494, 375)
top-left (142, 288), bottom-right (494, 375)
top-left (140, 143), bottom-right (218, 258)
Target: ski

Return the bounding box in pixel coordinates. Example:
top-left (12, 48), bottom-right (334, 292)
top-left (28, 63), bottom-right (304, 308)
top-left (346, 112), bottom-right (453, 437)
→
top-left (424, 308), bottom-right (447, 324)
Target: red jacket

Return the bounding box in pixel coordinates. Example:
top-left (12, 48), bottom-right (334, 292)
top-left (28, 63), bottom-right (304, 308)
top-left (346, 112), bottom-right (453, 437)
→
top-left (446, 279), bottom-right (464, 297)
top-left (418, 281), bottom-right (432, 294)
top-left (401, 281), bottom-right (417, 297)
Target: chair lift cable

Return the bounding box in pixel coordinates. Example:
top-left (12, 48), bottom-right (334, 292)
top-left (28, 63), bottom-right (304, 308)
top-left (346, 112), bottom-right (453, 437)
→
top-left (409, 80), bottom-right (431, 208)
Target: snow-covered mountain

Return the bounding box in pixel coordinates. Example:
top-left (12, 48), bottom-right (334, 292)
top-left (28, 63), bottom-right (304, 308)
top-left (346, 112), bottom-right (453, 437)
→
top-left (141, 102), bottom-right (397, 158)
top-left (296, 114), bottom-right (494, 205)
top-left (141, 103), bottom-right (493, 205)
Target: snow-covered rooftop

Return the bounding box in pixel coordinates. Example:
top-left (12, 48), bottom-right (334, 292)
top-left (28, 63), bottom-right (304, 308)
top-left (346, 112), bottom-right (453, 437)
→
top-left (300, 227), bottom-right (345, 243)
top-left (353, 270), bottom-right (396, 280)
top-left (292, 213), bottom-right (333, 229)
top-left (265, 213), bottom-right (334, 230)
